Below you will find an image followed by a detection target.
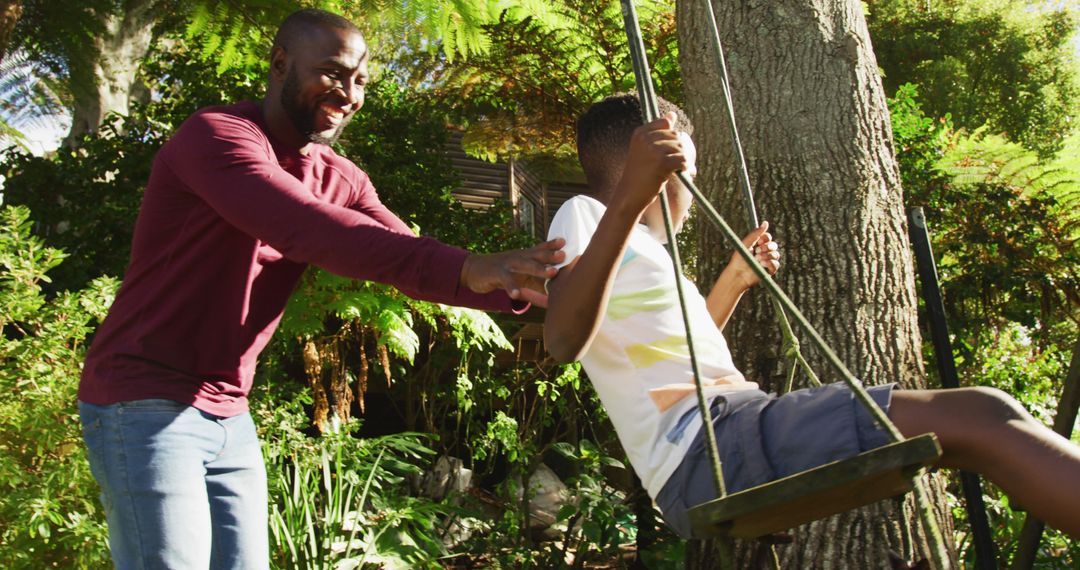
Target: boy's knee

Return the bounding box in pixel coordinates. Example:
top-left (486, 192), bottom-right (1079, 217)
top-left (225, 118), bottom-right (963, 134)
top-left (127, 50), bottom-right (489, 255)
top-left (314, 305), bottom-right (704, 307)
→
top-left (921, 387), bottom-right (1030, 468)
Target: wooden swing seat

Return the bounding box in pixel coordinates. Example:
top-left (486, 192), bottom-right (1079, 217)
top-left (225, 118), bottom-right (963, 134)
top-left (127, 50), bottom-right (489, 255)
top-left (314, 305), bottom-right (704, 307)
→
top-left (687, 433), bottom-right (942, 539)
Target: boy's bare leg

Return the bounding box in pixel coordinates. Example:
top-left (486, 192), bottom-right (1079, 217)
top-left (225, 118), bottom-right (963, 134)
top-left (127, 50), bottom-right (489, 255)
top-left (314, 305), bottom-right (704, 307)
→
top-left (888, 387), bottom-right (1080, 538)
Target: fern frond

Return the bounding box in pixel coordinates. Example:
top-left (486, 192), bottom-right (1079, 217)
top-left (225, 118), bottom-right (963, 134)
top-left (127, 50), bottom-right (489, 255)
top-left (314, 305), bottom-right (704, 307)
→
top-left (180, 0), bottom-right (284, 76)
top-left (939, 128), bottom-right (1080, 238)
top-left (0, 49), bottom-right (70, 149)
top-left (185, 3), bottom-right (213, 39)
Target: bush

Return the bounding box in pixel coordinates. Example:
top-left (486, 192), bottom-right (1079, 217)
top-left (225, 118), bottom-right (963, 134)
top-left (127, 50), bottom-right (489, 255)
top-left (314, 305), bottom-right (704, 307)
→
top-left (253, 384), bottom-right (453, 569)
top-left (0, 205), bottom-right (117, 568)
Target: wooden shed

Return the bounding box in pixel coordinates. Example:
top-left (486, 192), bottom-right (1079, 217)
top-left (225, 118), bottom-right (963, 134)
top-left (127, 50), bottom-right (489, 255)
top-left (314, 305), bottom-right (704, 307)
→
top-left (444, 131), bottom-right (587, 239)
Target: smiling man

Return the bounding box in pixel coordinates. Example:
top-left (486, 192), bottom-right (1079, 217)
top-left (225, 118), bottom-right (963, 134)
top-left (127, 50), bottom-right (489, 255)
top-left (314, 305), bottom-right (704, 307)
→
top-left (76, 9), bottom-right (563, 569)
top-left (271, 11), bottom-right (367, 147)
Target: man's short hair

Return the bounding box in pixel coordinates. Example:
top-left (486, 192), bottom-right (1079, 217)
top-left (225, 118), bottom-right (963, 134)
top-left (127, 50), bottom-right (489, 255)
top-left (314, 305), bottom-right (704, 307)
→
top-left (273, 8), bottom-right (361, 52)
top-left (576, 93), bottom-right (692, 192)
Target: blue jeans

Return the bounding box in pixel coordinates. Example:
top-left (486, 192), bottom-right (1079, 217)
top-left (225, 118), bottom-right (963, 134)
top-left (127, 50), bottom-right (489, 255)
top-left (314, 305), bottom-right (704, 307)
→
top-left (79, 399), bottom-right (269, 569)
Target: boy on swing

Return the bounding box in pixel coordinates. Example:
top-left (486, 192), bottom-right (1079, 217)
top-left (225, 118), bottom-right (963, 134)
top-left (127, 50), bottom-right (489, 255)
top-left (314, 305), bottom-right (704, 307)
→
top-left (543, 93), bottom-right (1080, 539)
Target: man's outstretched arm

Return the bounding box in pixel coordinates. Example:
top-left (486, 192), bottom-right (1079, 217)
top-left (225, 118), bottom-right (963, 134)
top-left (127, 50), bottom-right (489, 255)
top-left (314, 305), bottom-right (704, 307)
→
top-left (460, 240), bottom-right (565, 308)
top-left (168, 109), bottom-right (563, 310)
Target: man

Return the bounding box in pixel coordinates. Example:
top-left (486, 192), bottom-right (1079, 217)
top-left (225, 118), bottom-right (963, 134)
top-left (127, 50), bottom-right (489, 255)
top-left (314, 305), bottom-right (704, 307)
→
top-left (77, 9), bottom-right (563, 569)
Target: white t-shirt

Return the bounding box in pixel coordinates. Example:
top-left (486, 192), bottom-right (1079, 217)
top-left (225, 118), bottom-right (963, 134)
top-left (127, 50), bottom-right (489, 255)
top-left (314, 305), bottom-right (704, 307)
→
top-left (547, 195), bottom-right (757, 497)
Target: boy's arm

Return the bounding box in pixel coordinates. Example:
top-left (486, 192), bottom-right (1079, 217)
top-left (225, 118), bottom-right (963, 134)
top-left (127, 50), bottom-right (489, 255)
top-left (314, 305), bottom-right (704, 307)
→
top-left (706, 222), bottom-right (781, 330)
top-left (543, 199), bottom-right (646, 362)
top-left (544, 114), bottom-right (690, 363)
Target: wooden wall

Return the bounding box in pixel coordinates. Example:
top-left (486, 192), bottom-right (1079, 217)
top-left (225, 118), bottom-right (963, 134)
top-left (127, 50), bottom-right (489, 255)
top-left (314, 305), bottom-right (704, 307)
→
top-left (444, 131), bottom-right (589, 239)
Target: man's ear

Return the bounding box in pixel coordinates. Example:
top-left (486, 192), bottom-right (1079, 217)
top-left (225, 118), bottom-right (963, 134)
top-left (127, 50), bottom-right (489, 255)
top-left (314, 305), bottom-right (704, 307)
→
top-left (269, 46), bottom-right (289, 82)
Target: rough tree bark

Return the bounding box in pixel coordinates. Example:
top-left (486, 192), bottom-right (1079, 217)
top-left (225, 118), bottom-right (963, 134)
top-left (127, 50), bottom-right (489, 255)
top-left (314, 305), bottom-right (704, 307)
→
top-left (65, 0), bottom-right (157, 142)
top-left (0, 0), bottom-right (22, 63)
top-left (675, 0), bottom-right (954, 567)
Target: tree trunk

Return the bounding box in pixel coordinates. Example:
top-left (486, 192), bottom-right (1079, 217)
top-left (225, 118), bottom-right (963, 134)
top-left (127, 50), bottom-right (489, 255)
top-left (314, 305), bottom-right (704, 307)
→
top-left (65, 0), bottom-right (157, 143)
top-left (0, 0), bottom-right (22, 63)
top-left (675, 0), bottom-right (954, 567)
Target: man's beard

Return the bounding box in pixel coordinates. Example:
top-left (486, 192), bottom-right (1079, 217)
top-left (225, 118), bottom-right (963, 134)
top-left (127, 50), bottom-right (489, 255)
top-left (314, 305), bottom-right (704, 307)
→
top-left (280, 66), bottom-right (352, 146)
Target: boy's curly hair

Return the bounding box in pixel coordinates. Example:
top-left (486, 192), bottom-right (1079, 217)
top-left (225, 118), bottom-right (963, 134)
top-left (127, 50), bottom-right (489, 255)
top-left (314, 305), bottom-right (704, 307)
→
top-left (576, 93), bottom-right (692, 193)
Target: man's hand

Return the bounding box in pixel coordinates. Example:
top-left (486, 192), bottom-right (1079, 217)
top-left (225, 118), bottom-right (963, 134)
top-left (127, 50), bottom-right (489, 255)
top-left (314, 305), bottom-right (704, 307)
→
top-left (727, 221), bottom-right (781, 290)
top-left (460, 238), bottom-right (566, 307)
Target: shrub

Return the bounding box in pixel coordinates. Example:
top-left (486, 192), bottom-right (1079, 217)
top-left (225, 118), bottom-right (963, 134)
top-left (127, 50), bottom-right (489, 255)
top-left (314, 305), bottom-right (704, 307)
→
top-left (0, 205), bottom-right (117, 568)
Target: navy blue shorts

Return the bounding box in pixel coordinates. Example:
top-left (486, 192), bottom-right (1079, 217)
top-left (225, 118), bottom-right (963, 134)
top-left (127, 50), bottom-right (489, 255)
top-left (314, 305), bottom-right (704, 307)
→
top-left (654, 382), bottom-right (896, 538)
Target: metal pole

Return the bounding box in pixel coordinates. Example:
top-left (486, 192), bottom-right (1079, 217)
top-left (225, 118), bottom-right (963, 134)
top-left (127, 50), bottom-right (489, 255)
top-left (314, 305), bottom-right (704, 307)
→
top-left (908, 208), bottom-right (997, 569)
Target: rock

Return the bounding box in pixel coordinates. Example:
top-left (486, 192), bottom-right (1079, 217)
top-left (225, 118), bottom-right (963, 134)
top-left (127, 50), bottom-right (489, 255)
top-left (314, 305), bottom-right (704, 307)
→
top-left (516, 463), bottom-right (571, 530)
top-left (417, 455), bottom-right (473, 501)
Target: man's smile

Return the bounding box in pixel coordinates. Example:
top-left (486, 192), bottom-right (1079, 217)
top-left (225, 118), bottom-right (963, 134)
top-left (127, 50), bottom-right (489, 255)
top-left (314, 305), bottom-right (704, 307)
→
top-left (317, 103), bottom-right (348, 128)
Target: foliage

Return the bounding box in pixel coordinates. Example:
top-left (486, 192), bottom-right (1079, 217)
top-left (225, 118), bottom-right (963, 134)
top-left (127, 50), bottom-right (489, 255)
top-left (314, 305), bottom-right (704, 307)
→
top-left (182, 0), bottom-right (286, 76)
top-left (420, 0), bottom-right (679, 164)
top-left (6, 0), bottom-right (116, 96)
top-left (282, 274), bottom-right (426, 357)
top-left (182, 0), bottom-right (465, 72)
top-left (951, 323), bottom-right (1078, 567)
top-left (276, 262), bottom-right (516, 431)
top-left (0, 38), bottom-right (262, 293)
top-left (138, 38), bottom-right (265, 126)
top-left (180, 0), bottom-right (667, 79)
top-left (336, 78), bottom-right (532, 254)
top-left (891, 81), bottom-right (1079, 568)
top-left (443, 361), bottom-right (673, 567)
top-left (0, 48), bottom-right (70, 151)
top-left (460, 363), bottom-right (588, 466)
top-left (254, 384), bottom-right (453, 570)
top-left (980, 493), bottom-right (1080, 569)
top-left (268, 215), bottom-right (661, 565)
top-left (969, 323), bottom-right (1070, 428)
top-left (4, 0), bottom-right (186, 141)
top-left (0, 115), bottom-right (162, 291)
top-left (5, 0), bottom-right (547, 146)
top-left (0, 205), bottom-right (117, 568)
top-left (266, 292), bottom-right (661, 568)
top-left (868, 0), bottom-right (1080, 156)
top-left (891, 84), bottom-right (1079, 362)
top-left (889, 83), bottom-right (953, 197)
top-left (162, 0), bottom-right (682, 171)
top-left (928, 128), bottom-right (1079, 354)
top-left (550, 439), bottom-right (636, 567)
top-left (180, 0), bottom-right (565, 81)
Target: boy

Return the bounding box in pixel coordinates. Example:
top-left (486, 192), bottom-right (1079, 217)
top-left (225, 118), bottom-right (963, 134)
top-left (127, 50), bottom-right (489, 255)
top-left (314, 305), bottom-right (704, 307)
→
top-left (543, 93), bottom-right (1080, 539)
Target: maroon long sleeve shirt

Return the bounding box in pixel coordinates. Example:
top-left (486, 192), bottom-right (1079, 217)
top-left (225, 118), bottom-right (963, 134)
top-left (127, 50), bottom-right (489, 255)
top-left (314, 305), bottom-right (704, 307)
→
top-left (79, 102), bottom-right (520, 416)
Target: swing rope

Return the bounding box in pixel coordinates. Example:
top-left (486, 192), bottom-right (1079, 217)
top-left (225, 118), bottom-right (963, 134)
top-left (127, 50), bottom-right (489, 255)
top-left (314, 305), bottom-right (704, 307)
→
top-left (617, 1), bottom-right (950, 565)
top-left (698, 0), bottom-right (820, 393)
top-left (621, 0), bottom-right (727, 498)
